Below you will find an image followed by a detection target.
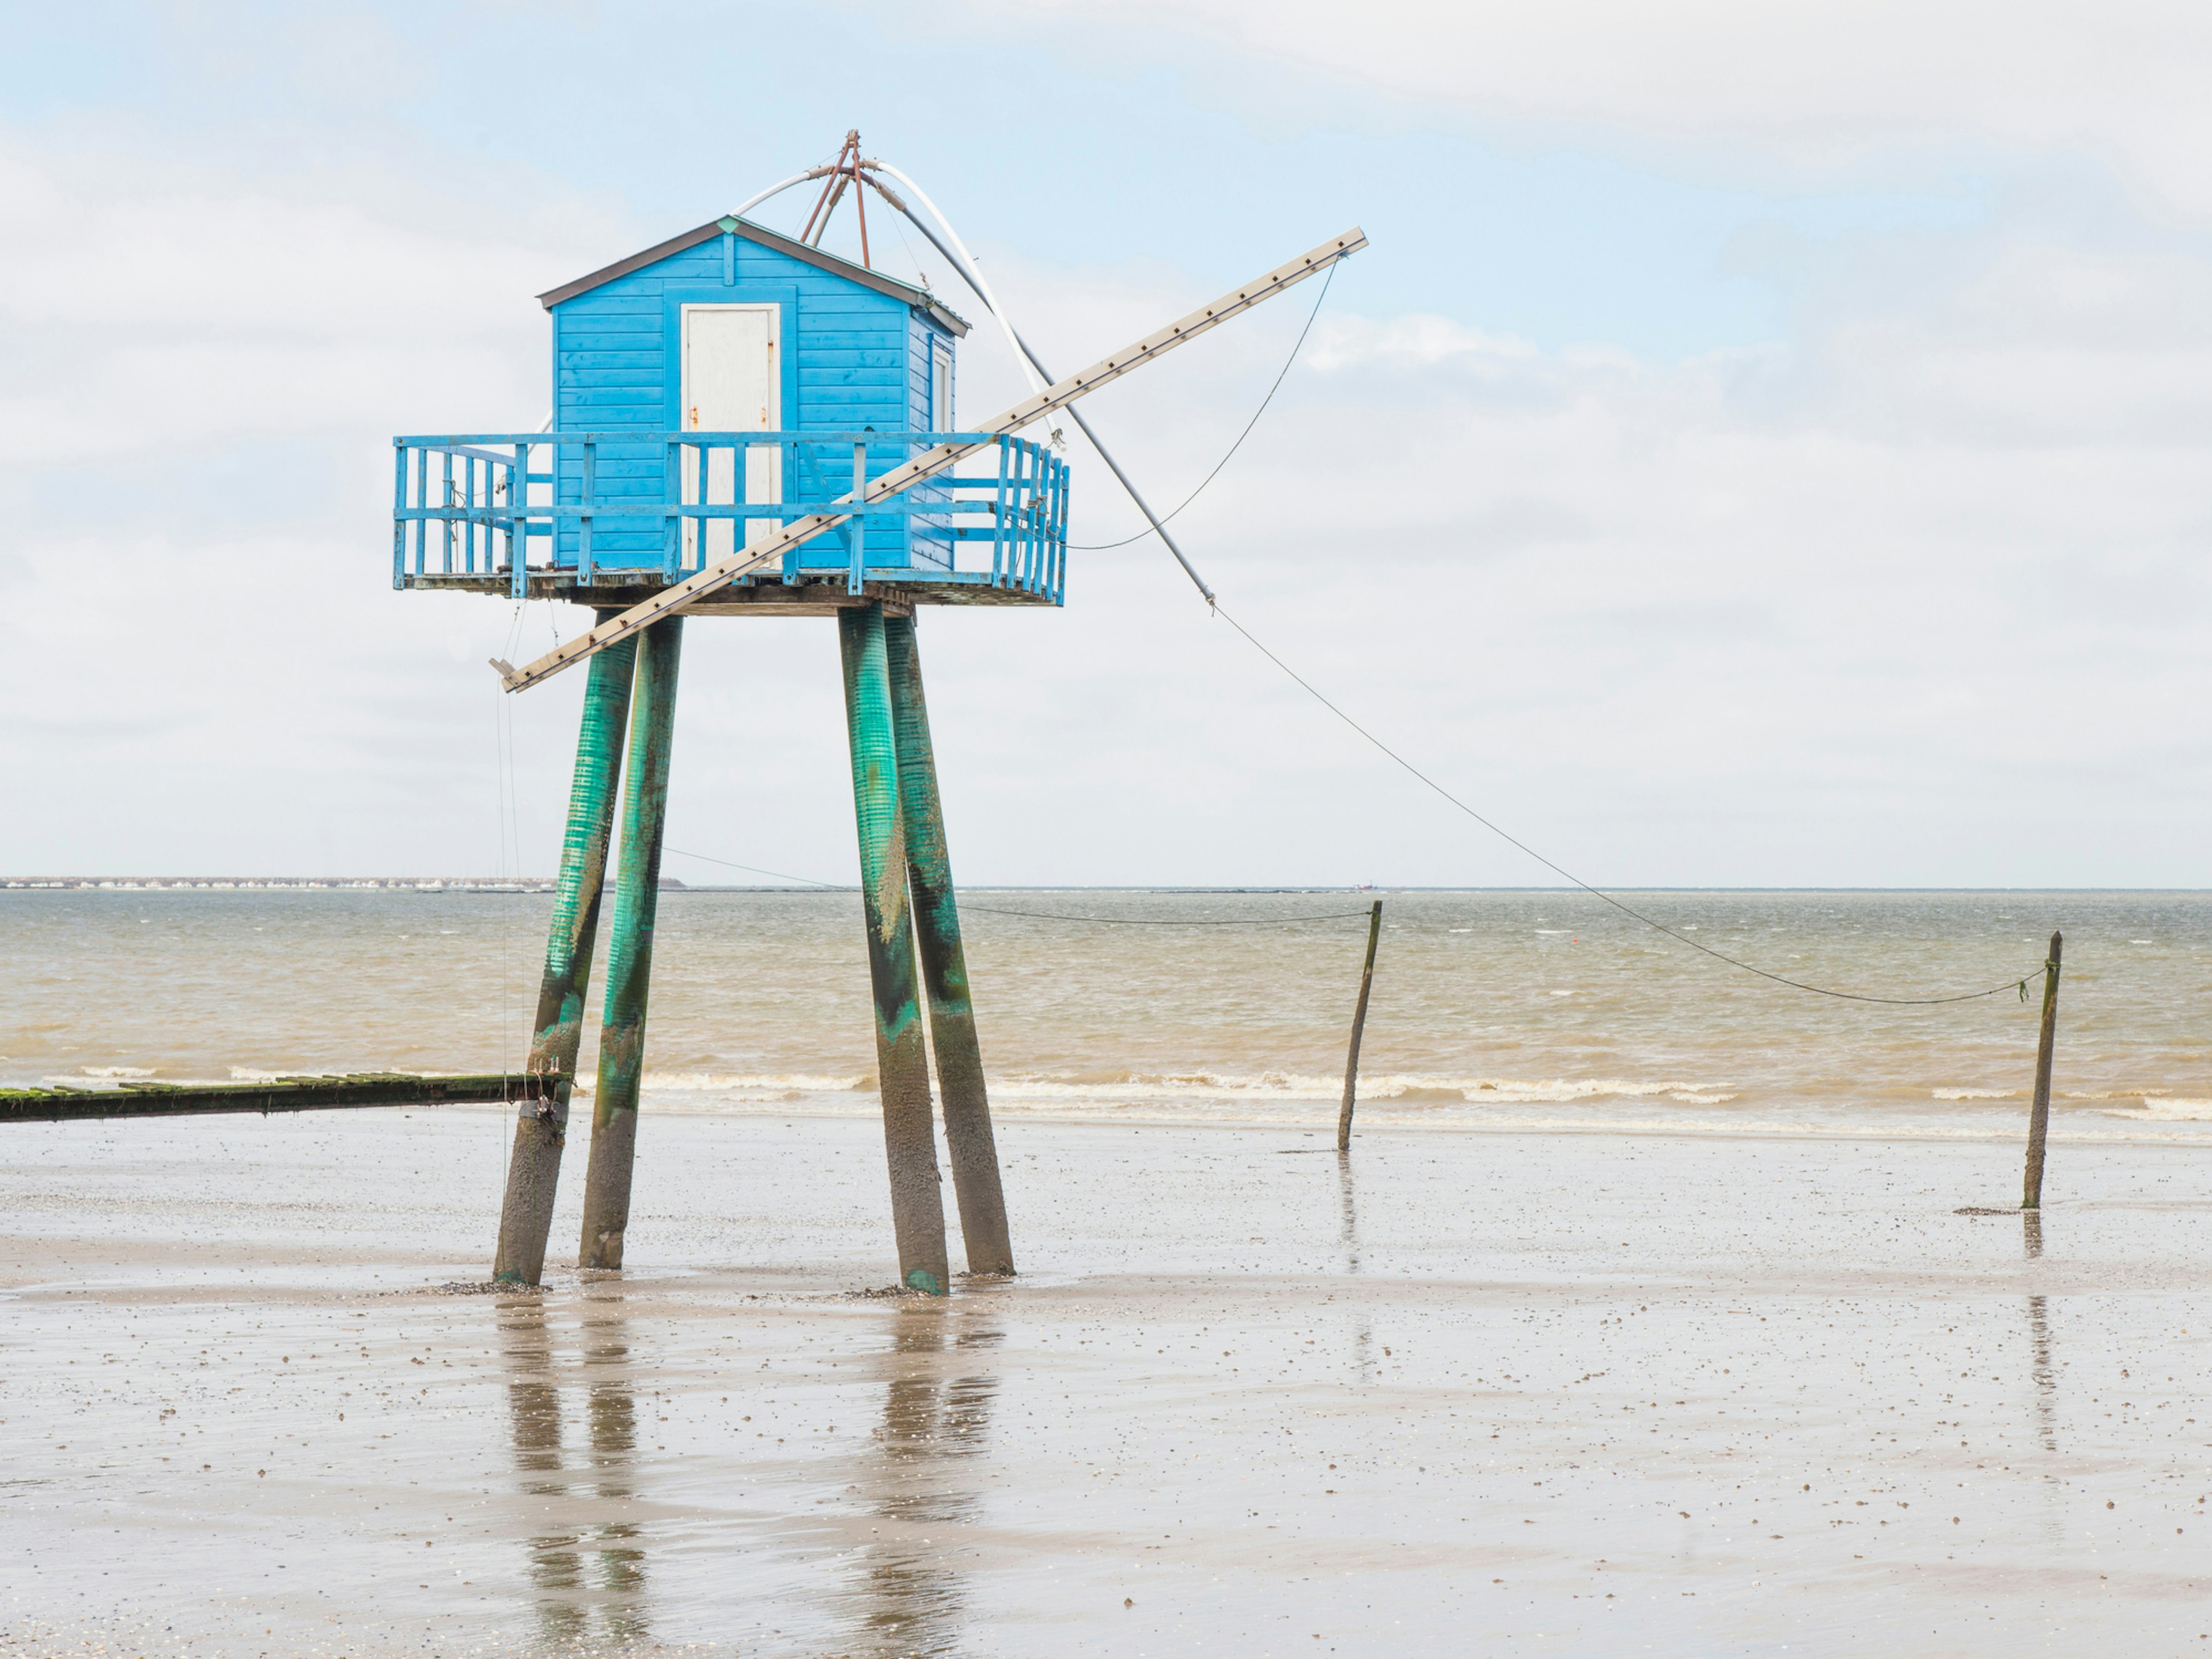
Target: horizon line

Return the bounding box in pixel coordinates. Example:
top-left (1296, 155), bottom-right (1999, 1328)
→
top-left (5, 878), bottom-right (2209, 896)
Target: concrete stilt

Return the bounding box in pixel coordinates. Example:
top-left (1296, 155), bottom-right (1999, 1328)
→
top-left (838, 603), bottom-right (951, 1295)
top-left (882, 613), bottom-right (1014, 1277)
top-left (576, 615), bottom-right (684, 1271)
top-left (493, 621), bottom-right (639, 1286)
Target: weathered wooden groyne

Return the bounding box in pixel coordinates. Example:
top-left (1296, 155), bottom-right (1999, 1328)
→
top-left (1, 1072), bottom-right (555, 1124)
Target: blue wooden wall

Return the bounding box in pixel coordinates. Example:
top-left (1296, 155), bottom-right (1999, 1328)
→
top-left (548, 228), bottom-right (959, 570)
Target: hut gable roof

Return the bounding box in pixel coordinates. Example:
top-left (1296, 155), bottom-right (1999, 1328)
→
top-left (538, 214), bottom-right (969, 336)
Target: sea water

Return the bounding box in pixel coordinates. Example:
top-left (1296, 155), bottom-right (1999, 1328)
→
top-left (5, 887), bottom-right (2207, 1145)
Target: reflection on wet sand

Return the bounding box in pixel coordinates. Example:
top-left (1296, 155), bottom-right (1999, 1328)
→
top-left (1337, 1155), bottom-right (1377, 1383)
top-left (1336, 1153), bottom-right (1359, 1272)
top-left (847, 1297), bottom-right (1001, 1657)
top-left (498, 1292), bottom-right (649, 1646)
top-left (2023, 1211), bottom-right (2058, 1455)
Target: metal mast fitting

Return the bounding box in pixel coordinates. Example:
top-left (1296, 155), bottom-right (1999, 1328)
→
top-left (800, 130), bottom-right (872, 264)
top-left (497, 227), bottom-right (1369, 693)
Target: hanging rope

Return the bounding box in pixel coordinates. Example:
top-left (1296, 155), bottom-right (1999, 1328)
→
top-left (1066, 263), bottom-right (1336, 551)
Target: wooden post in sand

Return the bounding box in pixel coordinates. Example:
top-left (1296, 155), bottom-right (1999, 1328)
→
top-left (1336, 900), bottom-right (1385, 1153)
top-left (2021, 930), bottom-right (2063, 1211)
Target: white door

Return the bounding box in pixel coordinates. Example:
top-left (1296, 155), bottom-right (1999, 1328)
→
top-left (680, 304), bottom-right (780, 565)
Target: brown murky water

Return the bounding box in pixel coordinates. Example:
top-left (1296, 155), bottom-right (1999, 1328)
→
top-left (6, 887), bottom-right (2212, 1141)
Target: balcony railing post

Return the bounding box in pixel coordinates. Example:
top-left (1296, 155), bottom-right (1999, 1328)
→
top-left (412, 446), bottom-right (427, 578)
top-left (579, 439), bottom-right (596, 586)
top-left (992, 437), bottom-right (1010, 588)
top-left (391, 443), bottom-right (406, 590)
top-left (1037, 446), bottom-right (1051, 593)
top-left (782, 440), bottom-right (802, 582)
top-left (1041, 445), bottom-right (1055, 594)
top-left (1013, 442), bottom-right (1031, 597)
top-left (741, 437), bottom-right (755, 563)
top-left (1019, 442), bottom-right (1037, 593)
top-left (1032, 445), bottom-right (1046, 593)
top-left (1046, 452), bottom-right (1062, 601)
top-left (666, 438), bottom-right (686, 581)
top-left (848, 440), bottom-right (868, 593)
top-left (1008, 442), bottom-right (1023, 590)
top-left (694, 442), bottom-right (709, 568)
top-left (664, 440), bottom-right (680, 574)
top-left (510, 442), bottom-right (529, 598)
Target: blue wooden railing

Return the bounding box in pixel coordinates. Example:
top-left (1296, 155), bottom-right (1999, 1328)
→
top-left (390, 431), bottom-right (1067, 603)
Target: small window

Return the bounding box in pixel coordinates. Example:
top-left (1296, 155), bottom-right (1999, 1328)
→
top-left (932, 338), bottom-right (953, 434)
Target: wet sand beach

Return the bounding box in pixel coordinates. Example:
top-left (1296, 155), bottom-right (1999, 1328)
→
top-left (4, 1108), bottom-right (2207, 1657)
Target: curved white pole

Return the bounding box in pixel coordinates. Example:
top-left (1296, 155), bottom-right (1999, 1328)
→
top-left (735, 159), bottom-right (1041, 400)
top-left (867, 160), bottom-right (1049, 397)
top-left (730, 167), bottom-right (833, 221)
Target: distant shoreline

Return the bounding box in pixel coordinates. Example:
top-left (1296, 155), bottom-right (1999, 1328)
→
top-left (5, 880), bottom-right (2209, 895)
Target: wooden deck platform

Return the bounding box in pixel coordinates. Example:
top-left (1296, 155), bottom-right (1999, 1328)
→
top-left (404, 570), bottom-right (1058, 614)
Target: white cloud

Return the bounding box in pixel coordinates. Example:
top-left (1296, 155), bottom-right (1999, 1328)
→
top-left (4, 59), bottom-right (2209, 884)
top-left (0, 139), bottom-right (627, 464)
top-left (1003, 0), bottom-right (2212, 215)
top-left (925, 209), bottom-right (2212, 884)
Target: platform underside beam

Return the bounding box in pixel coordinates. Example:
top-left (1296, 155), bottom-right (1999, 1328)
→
top-left (404, 573), bottom-right (1061, 612)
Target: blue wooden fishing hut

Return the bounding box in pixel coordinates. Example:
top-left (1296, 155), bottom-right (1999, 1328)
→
top-left (391, 207), bottom-right (1070, 1296)
top-left (393, 213), bottom-right (1065, 608)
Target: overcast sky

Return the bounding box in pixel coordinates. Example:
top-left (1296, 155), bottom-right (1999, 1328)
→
top-left (4, 1), bottom-right (2208, 886)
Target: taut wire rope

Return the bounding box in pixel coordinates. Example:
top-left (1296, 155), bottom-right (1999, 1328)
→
top-left (1068, 262), bottom-right (1335, 550)
top-left (1202, 603), bottom-right (2042, 1004)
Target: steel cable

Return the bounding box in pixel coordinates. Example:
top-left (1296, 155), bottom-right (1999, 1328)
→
top-left (1065, 263), bottom-right (1336, 551)
top-left (1206, 604), bottom-right (2046, 1005)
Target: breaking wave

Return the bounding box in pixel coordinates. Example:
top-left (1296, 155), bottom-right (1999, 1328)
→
top-left (618, 1068), bottom-right (1737, 1112)
top-left (2099, 1097), bottom-right (2212, 1122)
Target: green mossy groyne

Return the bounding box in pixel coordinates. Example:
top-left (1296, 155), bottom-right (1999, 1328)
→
top-left (1, 1072), bottom-right (558, 1124)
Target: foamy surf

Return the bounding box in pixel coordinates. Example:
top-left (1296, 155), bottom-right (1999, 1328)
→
top-left (2097, 1097), bottom-right (2212, 1122)
top-left (613, 1067), bottom-right (1740, 1111)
